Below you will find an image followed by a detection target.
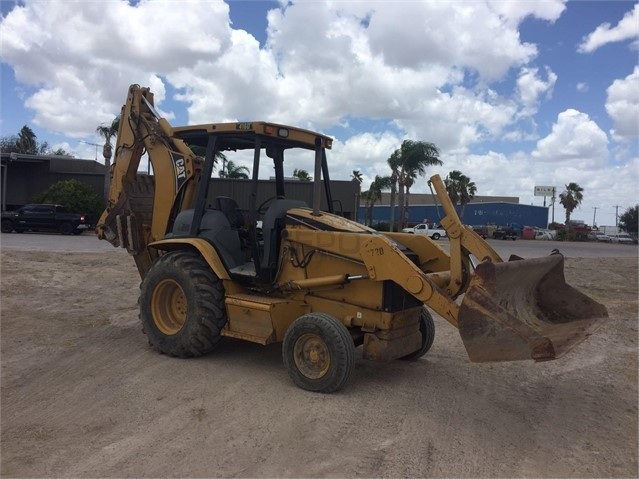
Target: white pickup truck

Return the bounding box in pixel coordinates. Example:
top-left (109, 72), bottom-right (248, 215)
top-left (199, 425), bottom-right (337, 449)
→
top-left (402, 223), bottom-right (447, 240)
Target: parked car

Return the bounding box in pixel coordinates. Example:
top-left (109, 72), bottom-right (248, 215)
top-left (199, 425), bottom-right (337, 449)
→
top-left (535, 230), bottom-right (552, 240)
top-left (591, 232), bottom-right (612, 242)
top-left (402, 223), bottom-right (447, 240)
top-left (1, 204), bottom-right (90, 235)
top-left (472, 225), bottom-right (488, 239)
top-left (610, 233), bottom-right (635, 244)
top-left (493, 227), bottom-right (518, 240)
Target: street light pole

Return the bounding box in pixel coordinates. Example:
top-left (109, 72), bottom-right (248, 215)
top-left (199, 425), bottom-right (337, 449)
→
top-left (592, 206), bottom-right (599, 227)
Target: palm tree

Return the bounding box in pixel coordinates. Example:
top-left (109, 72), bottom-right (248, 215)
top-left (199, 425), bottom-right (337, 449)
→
top-left (351, 170), bottom-right (363, 222)
top-left (222, 160), bottom-right (250, 179)
top-left (363, 175), bottom-right (392, 226)
top-left (292, 168), bottom-right (312, 182)
top-left (444, 170), bottom-right (477, 220)
top-left (388, 140), bottom-right (442, 231)
top-left (559, 182), bottom-right (584, 224)
top-left (387, 152), bottom-right (401, 231)
top-left (96, 117), bottom-right (120, 200)
top-left (16, 125), bottom-right (38, 154)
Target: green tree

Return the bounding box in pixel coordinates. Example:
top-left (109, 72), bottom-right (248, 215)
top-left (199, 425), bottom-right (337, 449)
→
top-left (351, 170), bottom-right (363, 222)
top-left (0, 125), bottom-right (70, 156)
top-left (618, 205), bottom-right (638, 234)
top-left (362, 175), bottom-right (392, 226)
top-left (31, 179), bottom-right (105, 220)
top-left (96, 117), bottom-right (120, 200)
top-left (17, 125), bottom-right (38, 154)
top-left (444, 170), bottom-right (477, 219)
top-left (292, 168), bottom-right (312, 182)
top-left (221, 160), bottom-right (250, 179)
top-left (387, 151), bottom-right (400, 231)
top-left (388, 140), bottom-right (441, 231)
top-left (559, 182), bottom-right (584, 224)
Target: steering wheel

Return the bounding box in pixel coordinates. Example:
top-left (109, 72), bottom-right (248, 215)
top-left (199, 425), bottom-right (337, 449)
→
top-left (257, 196), bottom-right (278, 215)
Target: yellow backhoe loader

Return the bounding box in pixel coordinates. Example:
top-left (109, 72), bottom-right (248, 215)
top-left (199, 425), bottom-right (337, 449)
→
top-left (97, 84), bottom-right (608, 392)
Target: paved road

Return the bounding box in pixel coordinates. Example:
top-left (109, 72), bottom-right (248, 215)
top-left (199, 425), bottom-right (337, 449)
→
top-left (1, 230), bottom-right (638, 258)
top-left (1, 230), bottom-right (637, 258)
top-left (0, 231), bottom-right (119, 253)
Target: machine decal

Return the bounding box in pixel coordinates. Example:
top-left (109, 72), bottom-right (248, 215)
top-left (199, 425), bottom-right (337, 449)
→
top-left (170, 151), bottom-right (187, 192)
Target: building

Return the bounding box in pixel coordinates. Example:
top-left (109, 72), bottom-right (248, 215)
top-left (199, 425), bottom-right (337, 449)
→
top-left (0, 153), bottom-right (360, 219)
top-left (1, 153), bottom-right (107, 210)
top-left (361, 202), bottom-right (549, 229)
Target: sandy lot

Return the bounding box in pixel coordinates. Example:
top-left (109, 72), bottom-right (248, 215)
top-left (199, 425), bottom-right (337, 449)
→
top-left (1, 246), bottom-right (637, 478)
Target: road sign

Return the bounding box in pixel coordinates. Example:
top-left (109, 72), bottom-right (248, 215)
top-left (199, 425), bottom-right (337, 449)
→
top-left (534, 186), bottom-right (555, 197)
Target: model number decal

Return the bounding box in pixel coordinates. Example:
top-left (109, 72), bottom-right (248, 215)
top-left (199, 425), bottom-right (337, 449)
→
top-left (367, 247), bottom-right (385, 256)
top-left (236, 122), bottom-right (253, 130)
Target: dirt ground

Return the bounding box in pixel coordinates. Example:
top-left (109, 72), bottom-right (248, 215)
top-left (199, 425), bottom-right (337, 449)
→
top-left (1, 249), bottom-right (637, 478)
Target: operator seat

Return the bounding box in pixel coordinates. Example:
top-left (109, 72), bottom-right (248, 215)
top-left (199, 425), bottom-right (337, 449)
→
top-left (260, 199), bottom-right (307, 277)
top-left (216, 196), bottom-right (244, 229)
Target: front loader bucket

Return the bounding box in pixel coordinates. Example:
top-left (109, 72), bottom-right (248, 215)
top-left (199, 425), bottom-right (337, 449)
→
top-left (458, 253), bottom-right (608, 362)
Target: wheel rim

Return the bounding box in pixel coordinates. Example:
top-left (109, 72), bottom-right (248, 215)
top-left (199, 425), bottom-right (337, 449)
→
top-left (293, 333), bottom-right (330, 379)
top-left (151, 279), bottom-right (187, 335)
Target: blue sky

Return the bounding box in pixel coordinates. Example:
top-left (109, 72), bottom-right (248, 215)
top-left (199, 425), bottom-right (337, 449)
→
top-left (1, 0), bottom-right (637, 227)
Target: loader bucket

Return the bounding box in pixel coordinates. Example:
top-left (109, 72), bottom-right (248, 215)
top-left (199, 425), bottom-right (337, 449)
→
top-left (458, 253), bottom-right (608, 362)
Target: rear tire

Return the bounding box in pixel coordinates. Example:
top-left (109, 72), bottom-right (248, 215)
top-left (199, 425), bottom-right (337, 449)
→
top-left (400, 307), bottom-right (435, 360)
top-left (1, 220), bottom-right (13, 233)
top-left (59, 222), bottom-right (74, 235)
top-left (283, 313), bottom-right (355, 393)
top-left (431, 233), bottom-right (441, 240)
top-left (139, 250), bottom-right (227, 357)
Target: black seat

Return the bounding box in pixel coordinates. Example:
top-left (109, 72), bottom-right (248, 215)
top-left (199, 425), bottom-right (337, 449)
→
top-left (260, 199), bottom-right (307, 275)
top-left (216, 196), bottom-right (244, 229)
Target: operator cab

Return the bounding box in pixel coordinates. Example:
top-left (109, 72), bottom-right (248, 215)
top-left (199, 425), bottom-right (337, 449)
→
top-left (169, 122), bottom-right (334, 285)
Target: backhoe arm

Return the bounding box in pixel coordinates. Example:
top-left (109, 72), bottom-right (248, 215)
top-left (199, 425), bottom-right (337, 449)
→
top-left (96, 84), bottom-right (203, 276)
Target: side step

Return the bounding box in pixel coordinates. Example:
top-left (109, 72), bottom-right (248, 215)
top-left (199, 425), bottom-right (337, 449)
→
top-left (223, 294), bottom-right (310, 344)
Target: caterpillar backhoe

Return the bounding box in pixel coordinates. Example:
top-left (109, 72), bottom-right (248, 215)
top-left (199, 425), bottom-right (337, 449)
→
top-left (96, 84), bottom-right (608, 392)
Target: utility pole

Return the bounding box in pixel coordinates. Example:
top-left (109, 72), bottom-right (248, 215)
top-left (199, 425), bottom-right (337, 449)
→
top-left (592, 206), bottom-right (599, 227)
top-left (613, 205), bottom-right (621, 228)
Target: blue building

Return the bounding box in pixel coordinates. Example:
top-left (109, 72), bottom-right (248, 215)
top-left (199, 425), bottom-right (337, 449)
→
top-left (360, 202), bottom-right (549, 229)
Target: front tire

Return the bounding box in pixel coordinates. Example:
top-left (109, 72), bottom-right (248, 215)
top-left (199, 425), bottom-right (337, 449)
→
top-left (400, 308), bottom-right (435, 360)
top-left (139, 250), bottom-right (227, 357)
top-left (283, 313), bottom-right (355, 393)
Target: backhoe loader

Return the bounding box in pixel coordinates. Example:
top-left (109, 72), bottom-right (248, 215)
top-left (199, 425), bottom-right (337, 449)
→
top-left (97, 84), bottom-right (608, 392)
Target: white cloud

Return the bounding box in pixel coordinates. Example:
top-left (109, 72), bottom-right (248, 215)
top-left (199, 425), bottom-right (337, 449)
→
top-left (1, 0), bottom-right (232, 134)
top-left (532, 109), bottom-right (609, 167)
top-left (576, 82), bottom-right (589, 93)
top-left (578, 3), bottom-right (639, 53)
top-left (516, 66), bottom-right (557, 117)
top-left (605, 66), bottom-right (639, 139)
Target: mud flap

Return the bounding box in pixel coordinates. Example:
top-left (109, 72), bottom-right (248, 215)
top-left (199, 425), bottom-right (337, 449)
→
top-left (458, 253), bottom-right (608, 362)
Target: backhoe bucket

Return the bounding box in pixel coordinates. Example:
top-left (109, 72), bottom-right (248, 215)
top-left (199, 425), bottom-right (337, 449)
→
top-left (458, 253), bottom-right (608, 362)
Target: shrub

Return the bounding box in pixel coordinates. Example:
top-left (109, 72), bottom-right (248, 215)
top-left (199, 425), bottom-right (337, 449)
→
top-left (32, 180), bottom-right (104, 221)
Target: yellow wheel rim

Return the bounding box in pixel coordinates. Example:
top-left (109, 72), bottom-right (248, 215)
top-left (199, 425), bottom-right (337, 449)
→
top-left (151, 279), bottom-right (187, 335)
top-left (293, 333), bottom-right (330, 379)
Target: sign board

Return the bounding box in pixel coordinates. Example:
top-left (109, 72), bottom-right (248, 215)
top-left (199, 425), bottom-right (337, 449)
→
top-left (534, 186), bottom-right (555, 197)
